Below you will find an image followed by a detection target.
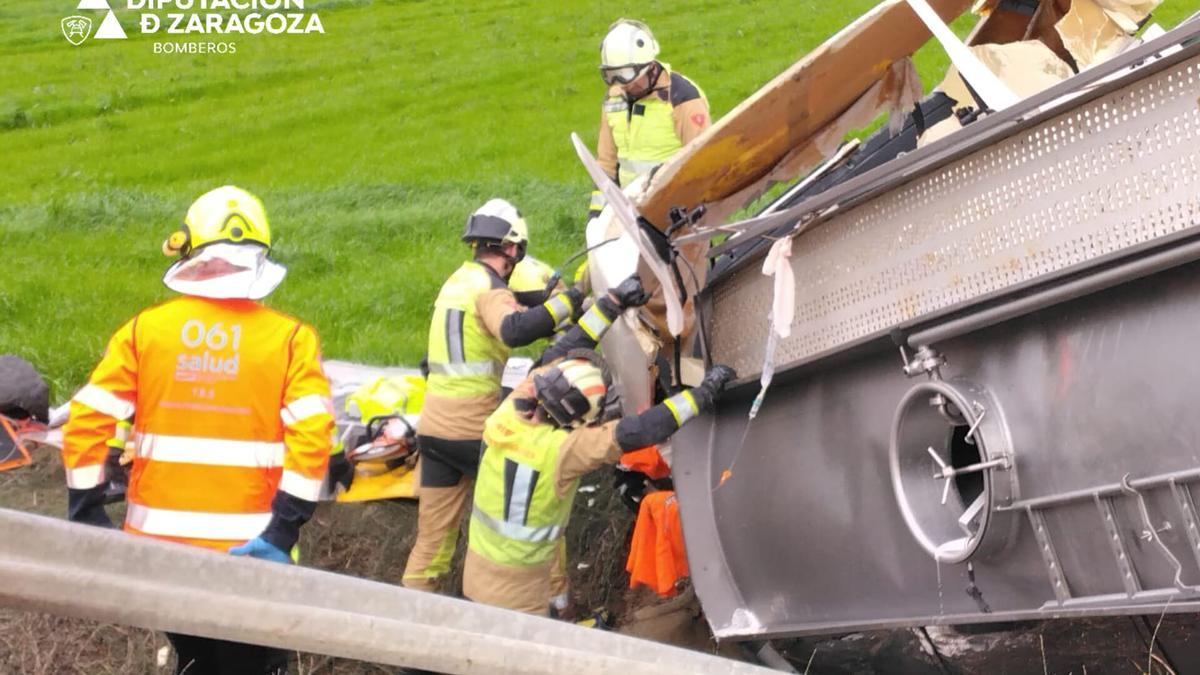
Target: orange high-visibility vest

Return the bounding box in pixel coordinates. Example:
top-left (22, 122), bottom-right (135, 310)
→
top-left (62, 296), bottom-right (334, 551)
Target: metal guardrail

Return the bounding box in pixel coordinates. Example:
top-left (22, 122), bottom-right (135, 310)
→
top-left (0, 508), bottom-right (775, 675)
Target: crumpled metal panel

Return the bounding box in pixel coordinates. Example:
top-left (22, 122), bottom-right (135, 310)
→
top-left (711, 55), bottom-right (1200, 379)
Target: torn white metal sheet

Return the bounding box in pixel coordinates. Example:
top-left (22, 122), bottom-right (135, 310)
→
top-left (636, 0), bottom-right (973, 228)
top-left (586, 198), bottom-right (660, 418)
top-left (905, 0), bottom-right (1020, 110)
top-left (571, 132), bottom-right (685, 337)
top-left (1056, 0), bottom-right (1138, 68)
top-left (1093, 0), bottom-right (1163, 32)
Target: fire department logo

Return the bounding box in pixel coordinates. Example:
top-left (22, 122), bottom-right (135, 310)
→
top-left (61, 15), bottom-right (92, 45)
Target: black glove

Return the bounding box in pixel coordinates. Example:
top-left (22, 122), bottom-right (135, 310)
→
top-left (609, 276), bottom-right (650, 310)
top-left (326, 450), bottom-right (354, 493)
top-left (102, 447), bottom-right (128, 504)
top-left (692, 364), bottom-right (737, 412)
top-left (68, 486), bottom-right (116, 529)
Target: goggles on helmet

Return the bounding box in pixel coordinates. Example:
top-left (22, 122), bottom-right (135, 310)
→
top-left (600, 63), bottom-right (649, 86)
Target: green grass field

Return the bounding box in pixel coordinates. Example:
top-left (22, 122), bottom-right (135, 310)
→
top-left (2, 0), bottom-right (1195, 400)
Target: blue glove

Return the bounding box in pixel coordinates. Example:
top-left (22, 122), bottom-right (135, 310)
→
top-left (229, 536), bottom-right (292, 564)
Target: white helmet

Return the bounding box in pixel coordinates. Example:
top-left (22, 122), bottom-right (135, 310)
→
top-left (600, 19), bottom-right (659, 85)
top-left (462, 198), bottom-right (529, 247)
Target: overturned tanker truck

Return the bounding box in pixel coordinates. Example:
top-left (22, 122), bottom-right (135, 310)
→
top-left (585, 0), bottom-right (1200, 668)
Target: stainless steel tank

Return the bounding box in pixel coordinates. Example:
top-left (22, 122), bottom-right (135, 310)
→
top-left (675, 25), bottom-right (1200, 641)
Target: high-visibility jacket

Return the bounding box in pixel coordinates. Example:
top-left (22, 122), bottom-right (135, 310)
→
top-left (596, 65), bottom-right (710, 189)
top-left (425, 261), bottom-right (511, 401)
top-left (470, 398), bottom-right (576, 568)
top-left (62, 295), bottom-right (334, 551)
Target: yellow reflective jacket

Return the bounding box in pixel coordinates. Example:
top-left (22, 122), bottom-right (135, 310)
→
top-left (469, 398), bottom-right (575, 567)
top-left (425, 261), bottom-right (511, 400)
top-left (596, 65), bottom-right (710, 187)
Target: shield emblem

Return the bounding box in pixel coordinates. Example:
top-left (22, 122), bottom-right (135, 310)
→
top-left (61, 15), bottom-right (93, 46)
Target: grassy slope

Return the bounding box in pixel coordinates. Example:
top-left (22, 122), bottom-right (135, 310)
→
top-left (1, 1), bottom-right (1194, 400)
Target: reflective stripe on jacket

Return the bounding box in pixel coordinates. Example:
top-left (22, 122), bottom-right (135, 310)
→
top-left (61, 295), bottom-right (334, 550)
top-left (425, 261), bottom-right (511, 399)
top-left (469, 398), bottom-right (576, 568)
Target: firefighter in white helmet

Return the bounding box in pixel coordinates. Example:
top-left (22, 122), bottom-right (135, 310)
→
top-left (402, 198), bottom-right (584, 592)
top-left (589, 19), bottom-right (711, 218)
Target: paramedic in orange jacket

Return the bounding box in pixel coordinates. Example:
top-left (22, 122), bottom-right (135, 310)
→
top-left (61, 185), bottom-right (333, 675)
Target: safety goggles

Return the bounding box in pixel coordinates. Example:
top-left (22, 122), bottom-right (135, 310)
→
top-left (600, 63), bottom-right (649, 86)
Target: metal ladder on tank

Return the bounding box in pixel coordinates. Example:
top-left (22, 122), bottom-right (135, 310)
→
top-left (996, 468), bottom-right (1200, 609)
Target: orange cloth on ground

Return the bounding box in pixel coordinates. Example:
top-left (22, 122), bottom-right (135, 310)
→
top-left (626, 490), bottom-right (689, 597)
top-left (619, 445), bottom-right (671, 480)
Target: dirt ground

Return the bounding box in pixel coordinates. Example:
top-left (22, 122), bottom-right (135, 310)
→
top-left (0, 443), bottom-right (725, 674)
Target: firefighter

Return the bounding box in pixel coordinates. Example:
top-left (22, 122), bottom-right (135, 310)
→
top-left (402, 198), bottom-right (584, 592)
top-left (589, 18), bottom-right (711, 218)
top-left (61, 185), bottom-right (334, 675)
top-left (462, 276), bottom-right (736, 615)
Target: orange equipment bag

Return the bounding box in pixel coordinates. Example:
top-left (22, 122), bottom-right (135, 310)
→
top-left (626, 489), bottom-right (689, 597)
top-left (618, 445), bottom-right (671, 480)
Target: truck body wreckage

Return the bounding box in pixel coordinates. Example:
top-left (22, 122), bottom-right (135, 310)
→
top-left (4, 1), bottom-right (1199, 672)
top-left (585, 0), bottom-right (1200, 652)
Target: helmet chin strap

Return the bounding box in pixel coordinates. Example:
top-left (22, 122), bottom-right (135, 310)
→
top-left (475, 241), bottom-right (523, 280)
top-left (533, 404), bottom-right (561, 428)
top-left (499, 244), bottom-right (527, 280)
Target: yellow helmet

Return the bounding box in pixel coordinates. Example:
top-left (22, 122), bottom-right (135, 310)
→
top-left (509, 256), bottom-right (557, 294)
top-left (163, 185), bottom-right (271, 257)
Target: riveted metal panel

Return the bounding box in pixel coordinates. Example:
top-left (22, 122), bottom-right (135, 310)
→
top-left (711, 56), bottom-right (1200, 379)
